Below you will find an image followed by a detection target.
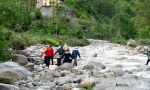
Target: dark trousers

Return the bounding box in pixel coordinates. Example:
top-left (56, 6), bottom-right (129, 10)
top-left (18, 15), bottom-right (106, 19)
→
top-left (146, 58), bottom-right (150, 65)
top-left (63, 59), bottom-right (72, 63)
top-left (44, 56), bottom-right (53, 67)
top-left (57, 58), bottom-right (61, 66)
top-left (73, 58), bottom-right (77, 66)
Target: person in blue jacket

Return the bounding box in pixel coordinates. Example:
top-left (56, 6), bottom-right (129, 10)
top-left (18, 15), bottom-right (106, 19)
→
top-left (72, 47), bottom-right (81, 66)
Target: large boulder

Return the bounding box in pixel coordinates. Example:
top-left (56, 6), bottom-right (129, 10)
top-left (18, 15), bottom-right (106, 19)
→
top-left (0, 71), bottom-right (22, 80)
top-left (12, 54), bottom-right (28, 66)
top-left (0, 83), bottom-right (19, 90)
top-left (0, 76), bottom-right (15, 84)
top-left (86, 61), bottom-right (106, 69)
top-left (0, 62), bottom-right (32, 78)
top-left (79, 77), bottom-right (96, 89)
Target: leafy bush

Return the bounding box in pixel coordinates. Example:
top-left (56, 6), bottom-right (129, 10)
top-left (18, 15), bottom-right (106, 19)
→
top-left (109, 38), bottom-right (127, 45)
top-left (0, 26), bottom-right (12, 62)
top-left (44, 38), bottom-right (60, 47)
top-left (137, 38), bottom-right (150, 45)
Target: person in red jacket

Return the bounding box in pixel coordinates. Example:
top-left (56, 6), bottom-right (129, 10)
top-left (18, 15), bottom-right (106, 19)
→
top-left (42, 44), bottom-right (54, 68)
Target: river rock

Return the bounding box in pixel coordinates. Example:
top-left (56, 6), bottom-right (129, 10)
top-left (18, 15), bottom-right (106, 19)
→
top-left (60, 70), bottom-right (71, 77)
top-left (55, 86), bottom-right (63, 90)
top-left (83, 65), bottom-right (94, 70)
top-left (73, 78), bottom-right (81, 83)
top-left (0, 83), bottom-right (19, 90)
top-left (26, 82), bottom-right (34, 89)
top-left (113, 68), bottom-right (125, 76)
top-left (24, 63), bottom-right (34, 71)
top-left (86, 61), bottom-right (106, 69)
top-left (40, 72), bottom-right (54, 82)
top-left (49, 65), bottom-right (58, 71)
top-left (12, 54), bottom-right (28, 66)
top-left (72, 88), bottom-right (80, 90)
top-left (59, 63), bottom-right (73, 70)
top-left (79, 77), bottom-right (96, 89)
top-left (0, 71), bottom-right (22, 80)
top-left (0, 76), bottom-right (15, 84)
top-left (53, 71), bottom-right (61, 77)
top-left (62, 84), bottom-right (72, 90)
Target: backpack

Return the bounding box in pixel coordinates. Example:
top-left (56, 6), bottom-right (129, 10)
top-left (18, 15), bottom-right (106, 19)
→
top-left (45, 47), bottom-right (54, 57)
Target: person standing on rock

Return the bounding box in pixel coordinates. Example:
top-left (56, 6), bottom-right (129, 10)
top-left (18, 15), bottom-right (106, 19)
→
top-left (144, 49), bottom-right (150, 65)
top-left (60, 49), bottom-right (73, 63)
top-left (72, 47), bottom-right (81, 66)
top-left (55, 45), bottom-right (65, 66)
top-left (42, 44), bottom-right (54, 68)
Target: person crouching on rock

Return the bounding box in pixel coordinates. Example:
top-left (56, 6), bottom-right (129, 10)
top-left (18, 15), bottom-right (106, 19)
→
top-left (60, 49), bottom-right (73, 64)
top-left (42, 44), bottom-right (54, 68)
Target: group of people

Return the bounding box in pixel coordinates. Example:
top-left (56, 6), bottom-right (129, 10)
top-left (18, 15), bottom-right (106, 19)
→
top-left (42, 43), bottom-right (81, 68)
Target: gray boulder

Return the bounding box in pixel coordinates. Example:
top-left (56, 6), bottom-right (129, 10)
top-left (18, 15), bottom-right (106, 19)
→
top-left (0, 83), bottom-right (19, 90)
top-left (12, 54), bottom-right (28, 66)
top-left (0, 76), bottom-right (15, 84)
top-left (86, 61), bottom-right (106, 69)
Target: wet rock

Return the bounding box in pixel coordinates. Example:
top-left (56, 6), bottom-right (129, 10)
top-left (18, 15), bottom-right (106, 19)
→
top-left (116, 83), bottom-right (129, 87)
top-left (113, 68), bottom-right (125, 76)
top-left (114, 64), bottom-right (123, 68)
top-left (37, 86), bottom-right (51, 90)
top-left (12, 54), bottom-right (28, 66)
top-left (24, 63), bottom-right (34, 71)
top-left (0, 71), bottom-right (22, 80)
top-left (56, 79), bottom-right (67, 85)
top-left (32, 82), bottom-right (41, 86)
top-left (49, 65), bottom-right (58, 71)
top-left (71, 83), bottom-right (79, 88)
top-left (93, 53), bottom-right (97, 57)
top-left (115, 55), bottom-right (127, 60)
top-left (71, 68), bottom-right (79, 73)
top-left (73, 78), bottom-right (81, 83)
top-left (53, 71), bottom-right (61, 77)
top-left (0, 76), bottom-right (15, 84)
top-left (0, 62), bottom-right (32, 78)
top-left (55, 86), bottom-right (63, 90)
top-left (26, 82), bottom-right (34, 89)
top-left (60, 70), bottom-right (71, 77)
top-left (72, 88), bottom-right (80, 90)
top-left (93, 84), bottom-right (106, 90)
top-left (40, 72), bottom-right (54, 82)
top-left (79, 77), bottom-right (96, 89)
top-left (20, 87), bottom-right (30, 90)
top-left (62, 84), bottom-right (72, 90)
top-left (86, 61), bottom-right (106, 69)
top-left (0, 83), bottom-right (19, 90)
top-left (59, 63), bottom-right (73, 70)
top-left (83, 65), bottom-right (94, 70)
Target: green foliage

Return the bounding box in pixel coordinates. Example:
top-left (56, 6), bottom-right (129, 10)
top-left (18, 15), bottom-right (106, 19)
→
top-left (35, 9), bottom-right (42, 19)
top-left (137, 38), bottom-right (150, 45)
top-left (0, 26), bottom-right (12, 62)
top-left (44, 38), bottom-right (60, 47)
top-left (109, 38), bottom-right (127, 45)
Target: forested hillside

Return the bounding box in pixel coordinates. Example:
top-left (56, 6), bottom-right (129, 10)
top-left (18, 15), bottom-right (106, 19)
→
top-left (0, 0), bottom-right (150, 61)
